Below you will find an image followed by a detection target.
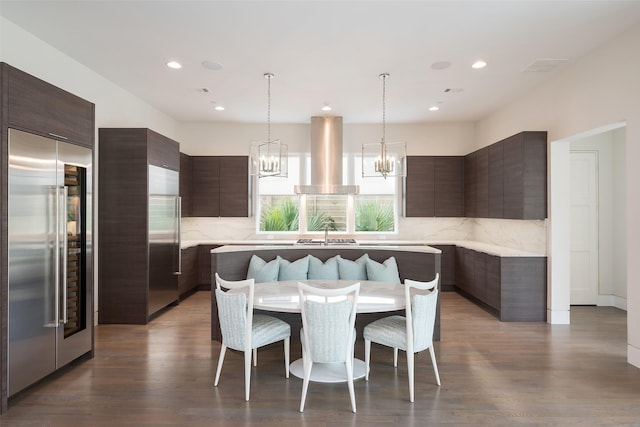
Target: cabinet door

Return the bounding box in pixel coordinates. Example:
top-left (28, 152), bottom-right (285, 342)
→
top-left (431, 245), bottom-right (456, 289)
top-left (6, 64), bottom-right (94, 147)
top-left (148, 129), bottom-right (180, 171)
top-left (404, 156), bottom-right (435, 217)
top-left (464, 153), bottom-right (476, 217)
top-left (180, 153), bottom-right (193, 217)
top-left (192, 157), bottom-right (221, 216)
top-left (219, 156), bottom-right (249, 217)
top-left (472, 251), bottom-right (487, 301)
top-left (486, 255), bottom-right (501, 309)
top-left (503, 133), bottom-right (524, 219)
top-left (475, 147), bottom-right (489, 218)
top-left (199, 245), bottom-right (221, 286)
top-left (434, 157), bottom-right (464, 217)
top-left (178, 246), bottom-right (199, 297)
top-left (521, 132), bottom-right (547, 219)
top-left (488, 141), bottom-right (504, 218)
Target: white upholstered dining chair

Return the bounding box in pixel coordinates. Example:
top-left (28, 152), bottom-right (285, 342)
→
top-left (297, 282), bottom-right (360, 413)
top-left (363, 274), bottom-right (440, 402)
top-left (213, 273), bottom-right (291, 401)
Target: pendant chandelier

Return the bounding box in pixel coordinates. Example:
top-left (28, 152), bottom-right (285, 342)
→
top-left (361, 73), bottom-right (406, 179)
top-left (250, 73), bottom-right (288, 178)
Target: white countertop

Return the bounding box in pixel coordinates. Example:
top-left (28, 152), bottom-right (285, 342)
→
top-left (211, 244), bottom-right (442, 254)
top-left (182, 239), bottom-right (545, 257)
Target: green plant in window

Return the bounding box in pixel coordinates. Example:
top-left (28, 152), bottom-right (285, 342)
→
top-left (307, 213), bottom-right (337, 232)
top-left (260, 199), bottom-right (299, 231)
top-left (355, 201), bottom-right (394, 231)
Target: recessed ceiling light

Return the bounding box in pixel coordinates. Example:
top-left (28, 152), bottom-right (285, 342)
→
top-left (214, 105), bottom-right (225, 111)
top-left (429, 106), bottom-right (440, 111)
top-left (322, 104), bottom-right (332, 111)
top-left (166, 61), bottom-right (182, 69)
top-left (472, 60), bottom-right (487, 69)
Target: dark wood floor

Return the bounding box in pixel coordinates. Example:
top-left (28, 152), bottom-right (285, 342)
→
top-left (2, 291), bottom-right (640, 426)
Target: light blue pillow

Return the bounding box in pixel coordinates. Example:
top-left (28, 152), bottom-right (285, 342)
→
top-left (246, 255), bottom-right (280, 283)
top-left (337, 254), bottom-right (369, 280)
top-left (366, 256), bottom-right (401, 284)
top-left (307, 255), bottom-right (339, 280)
top-left (277, 255), bottom-right (310, 280)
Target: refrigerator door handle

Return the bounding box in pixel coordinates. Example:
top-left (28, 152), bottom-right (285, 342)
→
top-left (52, 186), bottom-right (61, 328)
top-left (61, 185), bottom-right (68, 324)
top-left (175, 196), bottom-right (182, 275)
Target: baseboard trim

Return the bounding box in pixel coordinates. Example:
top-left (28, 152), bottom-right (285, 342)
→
top-left (547, 308), bottom-right (570, 324)
top-left (628, 344), bottom-right (640, 369)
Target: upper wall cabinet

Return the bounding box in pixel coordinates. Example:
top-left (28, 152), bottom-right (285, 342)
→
top-left (465, 131), bottom-right (547, 220)
top-left (180, 153), bottom-right (193, 217)
top-left (404, 156), bottom-right (463, 217)
top-left (189, 155), bottom-right (250, 218)
top-left (4, 63), bottom-right (94, 147)
top-left (502, 131), bottom-right (547, 219)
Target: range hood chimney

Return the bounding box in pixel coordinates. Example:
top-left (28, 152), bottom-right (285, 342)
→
top-left (294, 116), bottom-right (359, 195)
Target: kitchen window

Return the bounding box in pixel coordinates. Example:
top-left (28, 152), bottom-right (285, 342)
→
top-left (256, 154), bottom-right (398, 234)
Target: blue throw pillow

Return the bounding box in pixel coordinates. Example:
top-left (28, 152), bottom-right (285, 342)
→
top-left (337, 254), bottom-right (369, 280)
top-left (277, 255), bottom-right (310, 280)
top-left (366, 256), bottom-right (401, 284)
top-left (307, 255), bottom-right (339, 280)
top-left (246, 255), bottom-right (279, 283)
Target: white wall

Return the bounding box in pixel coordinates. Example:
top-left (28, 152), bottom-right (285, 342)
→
top-left (1, 18), bottom-right (180, 138)
top-left (475, 22), bottom-right (640, 367)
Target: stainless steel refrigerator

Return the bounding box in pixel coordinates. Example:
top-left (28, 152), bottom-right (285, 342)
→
top-left (8, 128), bottom-right (93, 396)
top-left (148, 164), bottom-right (181, 317)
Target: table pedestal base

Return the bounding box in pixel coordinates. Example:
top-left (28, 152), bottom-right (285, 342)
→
top-left (290, 358), bottom-right (366, 383)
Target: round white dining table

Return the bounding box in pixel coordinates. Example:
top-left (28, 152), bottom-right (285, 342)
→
top-left (231, 279), bottom-right (407, 383)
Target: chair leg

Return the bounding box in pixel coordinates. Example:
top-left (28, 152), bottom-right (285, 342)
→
top-left (407, 351), bottom-right (415, 403)
top-left (394, 347), bottom-right (399, 368)
top-left (300, 359), bottom-right (313, 412)
top-left (284, 337), bottom-right (290, 379)
top-left (245, 349), bottom-right (252, 401)
top-left (429, 346), bottom-right (441, 386)
top-left (253, 348), bottom-right (257, 367)
top-left (364, 339), bottom-right (371, 381)
top-left (345, 359), bottom-right (357, 413)
top-left (214, 344), bottom-right (227, 386)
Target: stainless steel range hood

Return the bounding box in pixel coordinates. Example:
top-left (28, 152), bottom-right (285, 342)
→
top-left (294, 116), bottom-right (359, 195)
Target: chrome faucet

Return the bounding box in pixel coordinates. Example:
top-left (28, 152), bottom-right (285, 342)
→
top-left (324, 223), bottom-right (329, 246)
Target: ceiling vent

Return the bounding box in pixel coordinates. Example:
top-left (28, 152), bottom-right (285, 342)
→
top-left (522, 59), bottom-right (568, 73)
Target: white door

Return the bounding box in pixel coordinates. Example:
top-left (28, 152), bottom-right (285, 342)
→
top-left (570, 151), bottom-right (598, 305)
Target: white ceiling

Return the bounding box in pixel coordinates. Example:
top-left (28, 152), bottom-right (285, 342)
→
top-left (3, 1), bottom-right (640, 124)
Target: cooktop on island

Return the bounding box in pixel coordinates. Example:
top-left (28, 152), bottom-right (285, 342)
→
top-left (296, 238), bottom-right (358, 245)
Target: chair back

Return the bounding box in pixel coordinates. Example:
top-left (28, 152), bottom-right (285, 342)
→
top-left (298, 282), bottom-right (360, 363)
top-left (404, 274), bottom-right (439, 353)
top-left (215, 273), bottom-right (255, 352)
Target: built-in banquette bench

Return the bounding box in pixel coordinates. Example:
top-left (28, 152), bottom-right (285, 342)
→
top-left (211, 245), bottom-right (442, 343)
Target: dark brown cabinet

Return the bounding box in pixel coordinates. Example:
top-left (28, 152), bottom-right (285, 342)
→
top-left (4, 63), bottom-right (94, 147)
top-left (191, 155), bottom-right (249, 217)
top-left (404, 156), bottom-right (435, 216)
top-left (180, 153), bottom-right (193, 217)
top-left (488, 141), bottom-right (504, 218)
top-left (464, 131), bottom-right (547, 220)
top-left (464, 153), bottom-right (476, 217)
top-left (98, 128), bottom-right (181, 324)
top-left (178, 246), bottom-right (199, 298)
top-left (404, 156), bottom-right (463, 217)
top-left (199, 245), bottom-right (222, 286)
top-left (435, 157), bottom-right (464, 217)
top-left (475, 147), bottom-right (489, 218)
top-left (431, 245), bottom-right (456, 290)
top-left (454, 246), bottom-right (546, 321)
top-left (502, 131), bottom-right (547, 219)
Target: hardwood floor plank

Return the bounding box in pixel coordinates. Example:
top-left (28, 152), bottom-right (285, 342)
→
top-left (2, 291), bottom-right (640, 425)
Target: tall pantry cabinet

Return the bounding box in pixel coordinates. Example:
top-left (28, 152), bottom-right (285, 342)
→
top-left (0, 63), bottom-right (95, 413)
top-left (98, 128), bottom-right (182, 325)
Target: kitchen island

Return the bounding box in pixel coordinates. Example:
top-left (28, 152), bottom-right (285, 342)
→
top-left (211, 244), bottom-right (442, 342)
